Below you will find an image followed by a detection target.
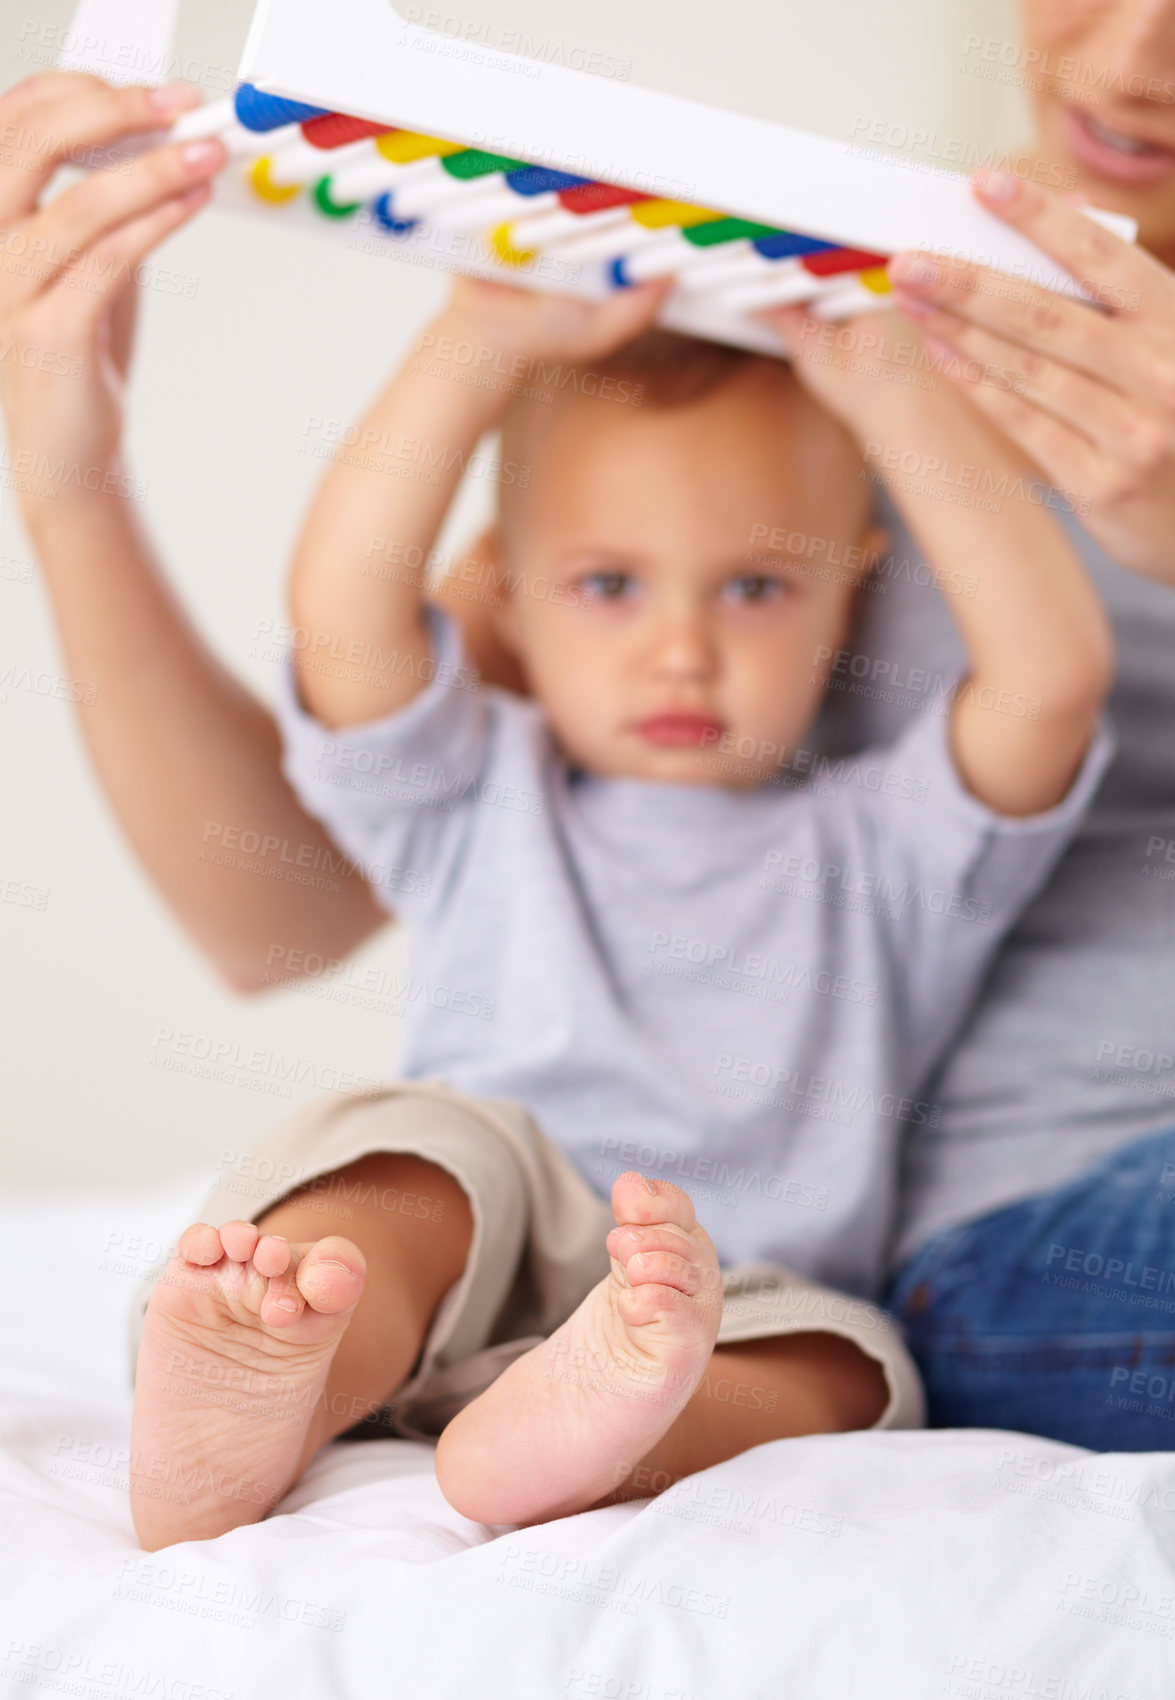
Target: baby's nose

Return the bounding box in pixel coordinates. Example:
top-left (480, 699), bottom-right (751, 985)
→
top-left (647, 612), bottom-right (717, 674)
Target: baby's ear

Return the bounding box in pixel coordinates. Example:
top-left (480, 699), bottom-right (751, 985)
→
top-left (860, 522), bottom-right (890, 575)
top-left (492, 595), bottom-right (519, 654)
top-left (473, 530), bottom-right (517, 653)
top-left (485, 573), bottom-right (531, 696)
top-left (429, 524), bottom-right (526, 693)
top-left (482, 542), bottom-right (536, 697)
top-left (477, 529), bottom-right (525, 651)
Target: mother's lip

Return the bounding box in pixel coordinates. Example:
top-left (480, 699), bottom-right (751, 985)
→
top-left (1063, 105), bottom-right (1175, 185)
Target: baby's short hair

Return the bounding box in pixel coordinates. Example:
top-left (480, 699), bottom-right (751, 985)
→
top-left (497, 324), bottom-right (870, 558)
top-left (584, 329), bottom-right (785, 413)
top-left (585, 327), bottom-right (791, 409)
top-left (499, 326), bottom-right (802, 479)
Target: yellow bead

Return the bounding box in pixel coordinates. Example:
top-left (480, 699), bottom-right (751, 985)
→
top-left (376, 132), bottom-right (465, 164)
top-left (489, 223), bottom-right (538, 268)
top-left (860, 266), bottom-right (893, 294)
top-left (248, 156), bottom-right (301, 204)
top-left (630, 200), bottom-right (721, 230)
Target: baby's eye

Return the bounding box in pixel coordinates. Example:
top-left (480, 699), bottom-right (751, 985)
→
top-left (724, 573), bottom-right (787, 605)
top-left (581, 570), bottom-right (635, 601)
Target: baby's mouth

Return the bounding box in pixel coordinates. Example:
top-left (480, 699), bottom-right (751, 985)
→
top-left (633, 713), bottom-right (726, 748)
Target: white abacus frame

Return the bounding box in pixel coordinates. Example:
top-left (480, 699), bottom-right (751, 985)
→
top-left (60, 0), bottom-right (1138, 355)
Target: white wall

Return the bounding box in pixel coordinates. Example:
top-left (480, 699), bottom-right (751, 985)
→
top-left (0, 0), bottom-right (1026, 1188)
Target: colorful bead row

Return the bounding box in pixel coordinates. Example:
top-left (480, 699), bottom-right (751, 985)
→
top-left (227, 82), bottom-right (892, 307)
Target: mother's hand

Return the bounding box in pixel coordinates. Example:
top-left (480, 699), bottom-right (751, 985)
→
top-left (887, 166), bottom-right (1175, 587)
top-left (0, 72), bottom-right (224, 513)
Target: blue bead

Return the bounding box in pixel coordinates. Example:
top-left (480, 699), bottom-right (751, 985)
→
top-left (233, 83), bottom-right (330, 133)
top-left (372, 193), bottom-right (418, 235)
top-left (753, 231), bottom-right (836, 260)
top-left (609, 256), bottom-right (633, 288)
top-left (504, 167), bottom-right (591, 198)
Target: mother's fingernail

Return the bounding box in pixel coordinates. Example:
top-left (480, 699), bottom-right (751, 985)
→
top-left (891, 291), bottom-right (934, 320)
top-left (888, 254), bottom-right (940, 287)
top-left (181, 138), bottom-right (223, 170)
top-left (974, 166), bottom-right (1019, 202)
top-left (150, 82), bottom-right (201, 115)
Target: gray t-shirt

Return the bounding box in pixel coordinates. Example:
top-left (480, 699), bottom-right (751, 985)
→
top-left (276, 606), bottom-right (1110, 1300)
top-left (814, 488), bottom-right (1175, 1267)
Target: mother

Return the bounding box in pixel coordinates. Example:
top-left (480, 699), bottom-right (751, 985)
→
top-left (2, 2), bottom-right (1173, 1448)
top-left (826, 0), bottom-right (1175, 1450)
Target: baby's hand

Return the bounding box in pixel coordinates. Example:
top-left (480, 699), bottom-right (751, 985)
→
top-left (443, 273), bottom-right (673, 365)
top-left (760, 304), bottom-right (950, 441)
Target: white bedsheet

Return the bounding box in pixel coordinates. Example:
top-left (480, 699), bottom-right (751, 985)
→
top-left (3, 1180), bottom-right (1175, 1699)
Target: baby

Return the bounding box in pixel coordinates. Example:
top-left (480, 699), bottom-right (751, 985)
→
top-left (128, 277), bottom-right (1113, 1547)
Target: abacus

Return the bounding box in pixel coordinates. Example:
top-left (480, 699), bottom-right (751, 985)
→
top-left (61, 0), bottom-right (1137, 356)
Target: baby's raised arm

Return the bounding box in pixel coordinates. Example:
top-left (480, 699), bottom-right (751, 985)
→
top-left (769, 306), bottom-right (1114, 817)
top-left (289, 276), bottom-right (668, 731)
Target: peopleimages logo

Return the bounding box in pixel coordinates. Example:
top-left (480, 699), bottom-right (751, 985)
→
top-left (1109, 1367), bottom-right (1175, 1405)
top-left (646, 931), bottom-right (878, 1006)
top-left (1046, 1242), bottom-right (1175, 1296)
top-left (711, 1053), bottom-right (941, 1128)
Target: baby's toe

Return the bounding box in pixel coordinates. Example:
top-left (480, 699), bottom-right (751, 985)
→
top-left (252, 1233), bottom-right (292, 1279)
top-left (623, 1245), bottom-right (703, 1296)
top-left (607, 1225), bottom-right (703, 1292)
top-left (219, 1220), bottom-right (261, 1262)
top-left (177, 1223), bottom-right (225, 1266)
top-left (616, 1273), bottom-right (700, 1331)
top-left (295, 1238), bottom-right (366, 1314)
top-left (610, 1172), bottom-right (697, 1232)
top-left (258, 1270), bottom-right (305, 1327)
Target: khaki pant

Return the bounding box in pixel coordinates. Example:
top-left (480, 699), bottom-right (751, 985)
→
top-left (129, 1081), bottom-right (924, 1437)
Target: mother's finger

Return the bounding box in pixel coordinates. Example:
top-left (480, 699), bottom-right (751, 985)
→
top-left (888, 250), bottom-right (1175, 418)
top-left (890, 168), bottom-right (1175, 326)
top-left (0, 70), bottom-right (110, 118)
top-left (924, 349), bottom-right (1109, 512)
top-left (38, 180), bottom-right (212, 345)
top-left (969, 166), bottom-right (1175, 320)
top-left (894, 297), bottom-right (1159, 458)
top-left (0, 69), bottom-right (137, 116)
top-left (0, 133), bottom-right (224, 314)
top-left (0, 77), bottom-right (203, 222)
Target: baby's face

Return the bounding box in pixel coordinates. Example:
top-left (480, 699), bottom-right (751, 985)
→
top-left (495, 365), bottom-right (880, 788)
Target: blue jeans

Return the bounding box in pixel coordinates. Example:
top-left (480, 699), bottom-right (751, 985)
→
top-left (885, 1128), bottom-right (1175, 1450)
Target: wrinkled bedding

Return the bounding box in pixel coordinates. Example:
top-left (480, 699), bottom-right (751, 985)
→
top-left (3, 1179), bottom-right (1173, 1699)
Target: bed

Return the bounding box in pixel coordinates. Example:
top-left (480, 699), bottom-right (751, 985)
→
top-left (3, 1176), bottom-right (1174, 1698)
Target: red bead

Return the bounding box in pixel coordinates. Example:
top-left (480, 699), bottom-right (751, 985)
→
top-left (801, 245), bottom-right (889, 276)
top-left (302, 113), bottom-right (392, 150)
top-left (558, 183), bottom-right (649, 214)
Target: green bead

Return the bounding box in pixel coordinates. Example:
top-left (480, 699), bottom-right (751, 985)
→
top-left (443, 149), bottom-right (528, 180)
top-left (684, 217), bottom-right (781, 248)
top-left (313, 176), bottom-right (362, 218)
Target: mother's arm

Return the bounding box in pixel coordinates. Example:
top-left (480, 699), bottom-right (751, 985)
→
top-left (27, 490), bottom-right (387, 991)
top-left (0, 73), bottom-right (385, 991)
top-left (885, 166), bottom-right (1175, 588)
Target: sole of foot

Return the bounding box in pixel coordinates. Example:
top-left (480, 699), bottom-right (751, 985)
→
top-left (434, 1172), bottom-right (722, 1526)
top-left (130, 1220), bottom-right (365, 1549)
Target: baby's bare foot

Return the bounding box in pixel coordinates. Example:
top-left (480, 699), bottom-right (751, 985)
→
top-left (435, 1173), bottom-right (721, 1526)
top-left (130, 1220), bottom-right (365, 1549)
